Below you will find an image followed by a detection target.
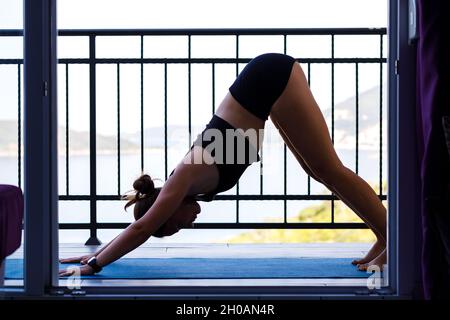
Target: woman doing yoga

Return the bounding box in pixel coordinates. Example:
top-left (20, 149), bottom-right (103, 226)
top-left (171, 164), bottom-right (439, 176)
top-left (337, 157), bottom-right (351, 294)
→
top-left (60, 53), bottom-right (387, 276)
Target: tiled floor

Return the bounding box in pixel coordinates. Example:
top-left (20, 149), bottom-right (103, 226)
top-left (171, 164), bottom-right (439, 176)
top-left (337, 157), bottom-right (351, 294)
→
top-left (5, 242), bottom-right (376, 287)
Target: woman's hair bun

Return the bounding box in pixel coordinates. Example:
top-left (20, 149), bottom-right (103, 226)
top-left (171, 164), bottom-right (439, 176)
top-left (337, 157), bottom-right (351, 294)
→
top-left (133, 174), bottom-right (154, 195)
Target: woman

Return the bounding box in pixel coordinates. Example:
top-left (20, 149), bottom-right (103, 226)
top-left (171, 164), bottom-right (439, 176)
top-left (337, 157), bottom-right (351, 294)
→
top-left (60, 53), bottom-right (386, 276)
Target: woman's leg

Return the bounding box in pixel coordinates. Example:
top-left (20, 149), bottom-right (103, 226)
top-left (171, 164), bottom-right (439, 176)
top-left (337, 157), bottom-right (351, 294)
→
top-left (271, 115), bottom-right (385, 267)
top-left (271, 116), bottom-right (324, 184)
top-left (272, 115), bottom-right (364, 217)
top-left (270, 63), bottom-right (387, 269)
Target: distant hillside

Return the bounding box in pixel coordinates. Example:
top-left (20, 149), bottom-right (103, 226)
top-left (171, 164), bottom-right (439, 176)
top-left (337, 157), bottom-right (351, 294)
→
top-left (0, 85), bottom-right (385, 156)
top-left (122, 124), bottom-right (206, 149)
top-left (57, 126), bottom-right (139, 155)
top-left (330, 86), bottom-right (387, 150)
top-left (123, 85), bottom-right (386, 150)
top-left (0, 120), bottom-right (138, 156)
top-left (334, 86), bottom-right (385, 127)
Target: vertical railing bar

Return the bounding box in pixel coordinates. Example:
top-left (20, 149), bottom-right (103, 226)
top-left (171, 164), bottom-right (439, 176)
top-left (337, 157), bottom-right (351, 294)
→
top-left (260, 144), bottom-right (264, 196)
top-left (188, 35), bottom-right (192, 148)
top-left (212, 63), bottom-right (215, 115)
top-left (307, 63), bottom-right (311, 83)
top-left (379, 34), bottom-right (383, 196)
top-left (283, 34), bottom-right (287, 223)
top-left (86, 34), bottom-right (100, 245)
top-left (235, 34), bottom-right (240, 223)
top-left (65, 63), bottom-right (69, 195)
top-left (17, 64), bottom-right (22, 189)
top-left (307, 62), bottom-right (311, 195)
top-left (260, 134), bottom-right (264, 197)
top-left (117, 63), bottom-right (121, 195)
top-left (355, 62), bottom-right (359, 175)
top-left (188, 35), bottom-right (192, 147)
top-left (331, 198), bottom-right (335, 223)
top-left (140, 35), bottom-right (144, 173)
top-left (331, 34), bottom-right (335, 144)
top-left (260, 124), bottom-right (264, 196)
top-left (331, 34), bottom-right (335, 224)
top-left (164, 62), bottom-right (168, 180)
top-left (283, 136), bottom-right (287, 223)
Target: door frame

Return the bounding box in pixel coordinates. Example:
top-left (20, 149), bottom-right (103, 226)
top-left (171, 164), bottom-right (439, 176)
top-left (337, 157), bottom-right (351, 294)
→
top-left (12, 0), bottom-right (421, 298)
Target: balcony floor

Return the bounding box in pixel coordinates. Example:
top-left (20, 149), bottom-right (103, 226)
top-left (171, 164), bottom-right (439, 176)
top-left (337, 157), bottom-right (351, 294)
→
top-left (6, 242), bottom-right (377, 287)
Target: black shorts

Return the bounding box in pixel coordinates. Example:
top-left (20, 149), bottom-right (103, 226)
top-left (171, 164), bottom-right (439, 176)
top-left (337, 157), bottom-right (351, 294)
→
top-left (229, 53), bottom-right (296, 121)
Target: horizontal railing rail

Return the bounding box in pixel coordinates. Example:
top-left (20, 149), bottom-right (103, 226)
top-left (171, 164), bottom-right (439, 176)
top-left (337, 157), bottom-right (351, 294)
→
top-left (0, 28), bottom-right (386, 37)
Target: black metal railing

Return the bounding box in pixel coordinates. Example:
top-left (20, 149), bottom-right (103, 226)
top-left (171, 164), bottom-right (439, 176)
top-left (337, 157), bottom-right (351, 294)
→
top-left (0, 28), bottom-right (387, 245)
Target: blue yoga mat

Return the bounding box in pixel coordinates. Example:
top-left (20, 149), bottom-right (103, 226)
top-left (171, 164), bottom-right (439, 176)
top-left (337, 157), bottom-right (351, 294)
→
top-left (5, 258), bottom-right (372, 279)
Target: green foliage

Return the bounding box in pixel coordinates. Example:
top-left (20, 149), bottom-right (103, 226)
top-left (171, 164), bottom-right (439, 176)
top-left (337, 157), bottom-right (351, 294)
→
top-left (227, 182), bottom-right (386, 243)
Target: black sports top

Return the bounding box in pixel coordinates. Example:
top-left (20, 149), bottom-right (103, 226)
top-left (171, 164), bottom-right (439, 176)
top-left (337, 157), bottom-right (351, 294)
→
top-left (170, 114), bottom-right (261, 202)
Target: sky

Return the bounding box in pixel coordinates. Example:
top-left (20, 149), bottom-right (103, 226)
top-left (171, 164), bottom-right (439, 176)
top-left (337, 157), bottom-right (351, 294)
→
top-left (0, 0), bottom-right (387, 29)
top-left (0, 0), bottom-right (387, 135)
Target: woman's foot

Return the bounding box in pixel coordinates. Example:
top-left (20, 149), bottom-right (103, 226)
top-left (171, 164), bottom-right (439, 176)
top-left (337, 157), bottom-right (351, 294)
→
top-left (357, 249), bottom-right (387, 271)
top-left (352, 240), bottom-right (385, 266)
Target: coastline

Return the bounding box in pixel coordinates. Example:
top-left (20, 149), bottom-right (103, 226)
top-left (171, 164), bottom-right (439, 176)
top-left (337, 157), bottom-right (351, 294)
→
top-left (0, 147), bottom-right (165, 158)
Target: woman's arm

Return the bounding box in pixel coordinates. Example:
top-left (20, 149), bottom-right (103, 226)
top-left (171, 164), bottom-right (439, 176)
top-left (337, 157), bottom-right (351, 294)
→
top-left (94, 236), bottom-right (117, 255)
top-left (59, 235), bottom-right (120, 264)
top-left (88, 165), bottom-right (193, 269)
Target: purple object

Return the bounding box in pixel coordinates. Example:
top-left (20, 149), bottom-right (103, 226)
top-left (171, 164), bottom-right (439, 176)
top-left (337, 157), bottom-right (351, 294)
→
top-left (0, 185), bottom-right (24, 261)
top-left (416, 0), bottom-right (450, 299)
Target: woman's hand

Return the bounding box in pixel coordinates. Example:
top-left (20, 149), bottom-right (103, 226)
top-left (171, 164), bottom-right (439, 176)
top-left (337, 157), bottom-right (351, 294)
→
top-left (59, 264), bottom-right (95, 277)
top-left (59, 254), bottom-right (95, 265)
